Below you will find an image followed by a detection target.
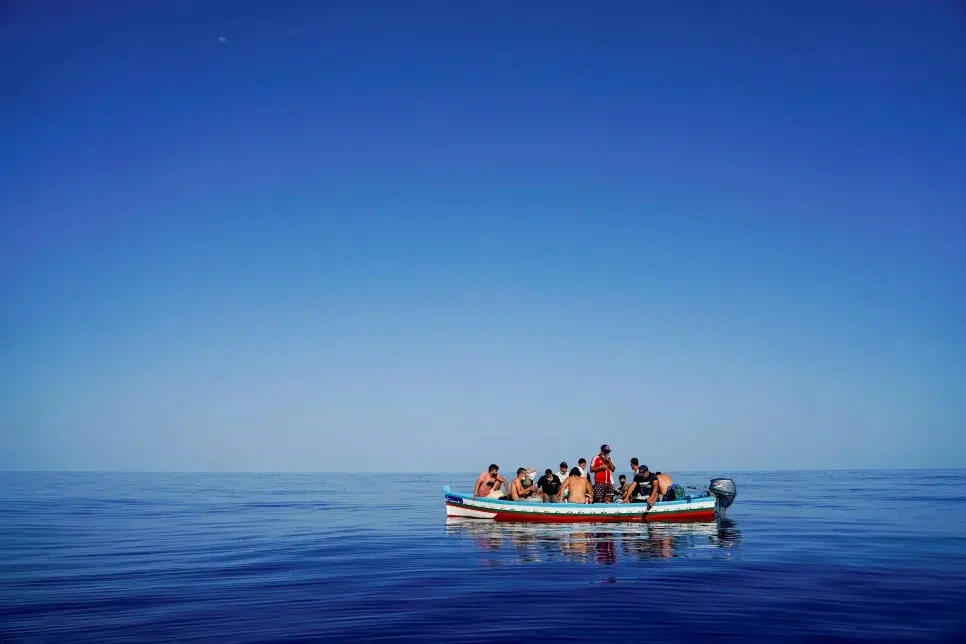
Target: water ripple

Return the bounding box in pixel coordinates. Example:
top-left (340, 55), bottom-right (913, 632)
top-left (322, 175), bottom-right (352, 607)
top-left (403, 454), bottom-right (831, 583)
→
top-left (1, 471), bottom-right (965, 642)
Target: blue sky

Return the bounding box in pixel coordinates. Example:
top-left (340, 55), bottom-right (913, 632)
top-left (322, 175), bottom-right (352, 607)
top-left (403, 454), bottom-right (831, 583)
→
top-left (1, 0), bottom-right (964, 472)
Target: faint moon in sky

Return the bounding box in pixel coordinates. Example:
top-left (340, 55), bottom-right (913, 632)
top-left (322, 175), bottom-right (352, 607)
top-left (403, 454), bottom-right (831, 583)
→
top-left (218, 36), bottom-right (227, 43)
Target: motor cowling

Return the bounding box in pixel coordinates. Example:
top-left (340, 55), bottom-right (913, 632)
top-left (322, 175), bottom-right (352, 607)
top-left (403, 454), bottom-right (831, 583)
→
top-left (709, 478), bottom-right (737, 510)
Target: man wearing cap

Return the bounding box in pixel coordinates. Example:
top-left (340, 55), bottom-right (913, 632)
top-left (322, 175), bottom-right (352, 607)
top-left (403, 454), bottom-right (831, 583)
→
top-left (624, 457), bottom-right (656, 503)
top-left (624, 461), bottom-right (674, 509)
top-left (590, 444), bottom-right (617, 503)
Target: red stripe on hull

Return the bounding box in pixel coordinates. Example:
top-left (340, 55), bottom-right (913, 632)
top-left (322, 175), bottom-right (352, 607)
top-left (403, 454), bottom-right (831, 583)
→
top-left (642, 509), bottom-right (715, 523)
top-left (492, 509), bottom-right (715, 523)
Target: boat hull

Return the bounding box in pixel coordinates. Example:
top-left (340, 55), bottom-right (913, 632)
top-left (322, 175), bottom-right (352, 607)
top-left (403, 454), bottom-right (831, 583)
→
top-left (443, 486), bottom-right (718, 523)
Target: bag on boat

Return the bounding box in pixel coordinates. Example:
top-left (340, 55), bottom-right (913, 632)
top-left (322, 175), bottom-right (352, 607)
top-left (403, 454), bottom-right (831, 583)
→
top-left (665, 484), bottom-right (686, 501)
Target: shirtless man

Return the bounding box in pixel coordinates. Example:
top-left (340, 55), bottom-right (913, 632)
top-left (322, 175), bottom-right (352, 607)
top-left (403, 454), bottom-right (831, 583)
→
top-left (623, 463), bottom-right (673, 509)
top-left (557, 467), bottom-right (594, 504)
top-left (510, 467), bottom-right (542, 501)
top-left (474, 464), bottom-right (510, 499)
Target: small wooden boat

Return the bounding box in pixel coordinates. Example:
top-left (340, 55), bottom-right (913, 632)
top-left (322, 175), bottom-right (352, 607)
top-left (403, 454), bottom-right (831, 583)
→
top-left (443, 478), bottom-right (736, 523)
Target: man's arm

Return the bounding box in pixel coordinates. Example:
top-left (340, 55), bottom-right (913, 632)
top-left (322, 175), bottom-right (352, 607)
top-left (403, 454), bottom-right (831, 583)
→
top-left (590, 457), bottom-right (606, 473)
top-left (497, 477), bottom-right (509, 494)
top-left (557, 479), bottom-right (569, 502)
top-left (647, 483), bottom-right (660, 509)
top-left (623, 481), bottom-right (638, 503)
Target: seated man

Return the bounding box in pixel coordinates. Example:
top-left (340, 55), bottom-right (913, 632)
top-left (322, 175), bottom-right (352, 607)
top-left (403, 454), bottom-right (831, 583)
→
top-left (557, 467), bottom-right (594, 504)
top-left (510, 467), bottom-right (543, 502)
top-left (474, 464), bottom-right (510, 499)
top-left (615, 474), bottom-right (628, 498)
top-left (536, 468), bottom-right (562, 502)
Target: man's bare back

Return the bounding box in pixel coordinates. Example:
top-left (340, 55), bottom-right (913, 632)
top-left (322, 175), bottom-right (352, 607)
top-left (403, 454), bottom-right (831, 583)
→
top-left (558, 473), bottom-right (594, 503)
top-left (654, 472), bottom-right (673, 496)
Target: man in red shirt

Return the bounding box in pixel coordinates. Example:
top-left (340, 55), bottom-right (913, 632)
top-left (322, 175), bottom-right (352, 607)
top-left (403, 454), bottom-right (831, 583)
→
top-left (590, 444), bottom-right (616, 503)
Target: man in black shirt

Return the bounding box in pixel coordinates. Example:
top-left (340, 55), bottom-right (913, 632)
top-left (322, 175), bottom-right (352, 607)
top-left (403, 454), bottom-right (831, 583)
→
top-left (624, 457), bottom-right (657, 504)
top-left (537, 468), bottom-right (562, 502)
top-left (624, 460), bottom-right (674, 508)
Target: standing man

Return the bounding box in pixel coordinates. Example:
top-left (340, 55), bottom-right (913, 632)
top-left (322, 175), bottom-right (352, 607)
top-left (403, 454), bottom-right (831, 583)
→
top-left (630, 457), bottom-right (641, 477)
top-left (590, 444), bottom-right (616, 503)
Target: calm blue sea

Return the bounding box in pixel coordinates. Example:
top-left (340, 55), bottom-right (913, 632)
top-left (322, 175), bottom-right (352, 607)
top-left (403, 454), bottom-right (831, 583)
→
top-left (1, 470), bottom-right (964, 642)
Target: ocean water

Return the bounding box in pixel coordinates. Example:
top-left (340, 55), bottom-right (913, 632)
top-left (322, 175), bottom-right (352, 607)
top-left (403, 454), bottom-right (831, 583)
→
top-left (1, 470), bottom-right (964, 643)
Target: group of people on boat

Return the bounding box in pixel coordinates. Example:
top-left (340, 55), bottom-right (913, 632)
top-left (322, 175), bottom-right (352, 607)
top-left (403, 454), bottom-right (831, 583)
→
top-left (473, 444), bottom-right (680, 509)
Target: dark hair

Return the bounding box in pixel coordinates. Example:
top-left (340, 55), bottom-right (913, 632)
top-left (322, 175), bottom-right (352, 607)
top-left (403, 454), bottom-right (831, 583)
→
top-left (488, 464), bottom-right (499, 472)
top-left (619, 474), bottom-right (626, 481)
top-left (545, 469), bottom-right (552, 474)
top-left (630, 457), bottom-right (639, 466)
top-left (560, 461), bottom-right (568, 468)
top-left (578, 458), bottom-right (586, 465)
top-left (570, 467), bottom-right (581, 476)
top-left (517, 467), bottom-right (527, 475)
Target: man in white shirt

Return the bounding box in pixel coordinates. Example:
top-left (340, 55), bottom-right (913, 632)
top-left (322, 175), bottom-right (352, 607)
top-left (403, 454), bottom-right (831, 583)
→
top-left (555, 462), bottom-right (570, 487)
top-left (577, 458), bottom-right (589, 481)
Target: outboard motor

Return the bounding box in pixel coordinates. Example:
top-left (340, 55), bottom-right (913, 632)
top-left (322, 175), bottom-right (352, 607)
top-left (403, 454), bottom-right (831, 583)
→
top-left (709, 478), bottom-right (737, 511)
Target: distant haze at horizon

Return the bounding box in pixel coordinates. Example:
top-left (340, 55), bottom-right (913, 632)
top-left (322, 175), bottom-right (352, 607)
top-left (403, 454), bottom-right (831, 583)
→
top-left (1, 1), bottom-right (964, 473)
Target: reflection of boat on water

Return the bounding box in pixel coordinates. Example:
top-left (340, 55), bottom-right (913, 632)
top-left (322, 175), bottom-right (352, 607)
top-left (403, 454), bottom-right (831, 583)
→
top-left (443, 478), bottom-right (737, 523)
top-left (445, 516), bottom-right (742, 563)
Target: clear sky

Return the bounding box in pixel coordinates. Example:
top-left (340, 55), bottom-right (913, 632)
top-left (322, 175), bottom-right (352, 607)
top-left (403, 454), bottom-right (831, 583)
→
top-left (1, 1), bottom-right (964, 473)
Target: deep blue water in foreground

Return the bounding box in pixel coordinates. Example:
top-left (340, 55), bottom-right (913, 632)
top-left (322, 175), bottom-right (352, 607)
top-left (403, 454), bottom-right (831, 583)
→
top-left (1, 470), bottom-right (965, 642)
